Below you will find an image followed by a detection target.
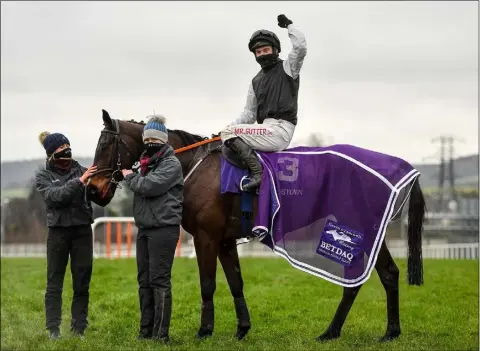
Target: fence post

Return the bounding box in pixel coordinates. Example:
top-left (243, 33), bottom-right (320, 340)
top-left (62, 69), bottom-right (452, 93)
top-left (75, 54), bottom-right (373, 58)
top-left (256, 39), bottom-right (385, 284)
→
top-left (116, 222), bottom-right (122, 259)
top-left (126, 222), bottom-right (132, 258)
top-left (106, 222), bottom-right (111, 259)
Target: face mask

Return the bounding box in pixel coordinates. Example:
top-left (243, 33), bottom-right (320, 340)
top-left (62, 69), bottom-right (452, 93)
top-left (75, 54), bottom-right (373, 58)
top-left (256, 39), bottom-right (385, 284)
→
top-left (53, 158), bottom-right (72, 170)
top-left (53, 147), bottom-right (72, 159)
top-left (49, 147), bottom-right (72, 171)
top-left (145, 142), bottom-right (163, 156)
top-left (255, 53), bottom-right (279, 69)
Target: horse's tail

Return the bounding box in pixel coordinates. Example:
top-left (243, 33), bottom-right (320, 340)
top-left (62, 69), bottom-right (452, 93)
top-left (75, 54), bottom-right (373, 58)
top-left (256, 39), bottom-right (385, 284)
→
top-left (406, 177), bottom-right (426, 286)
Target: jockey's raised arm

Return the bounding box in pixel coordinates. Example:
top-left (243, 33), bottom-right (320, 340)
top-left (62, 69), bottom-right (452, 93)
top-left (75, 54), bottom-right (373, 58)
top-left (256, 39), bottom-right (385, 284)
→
top-left (283, 24), bottom-right (307, 80)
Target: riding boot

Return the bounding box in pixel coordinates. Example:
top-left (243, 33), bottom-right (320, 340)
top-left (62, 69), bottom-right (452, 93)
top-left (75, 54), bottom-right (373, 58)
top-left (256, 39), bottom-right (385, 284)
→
top-left (225, 137), bottom-right (262, 192)
top-left (48, 327), bottom-right (61, 340)
top-left (152, 288), bottom-right (171, 342)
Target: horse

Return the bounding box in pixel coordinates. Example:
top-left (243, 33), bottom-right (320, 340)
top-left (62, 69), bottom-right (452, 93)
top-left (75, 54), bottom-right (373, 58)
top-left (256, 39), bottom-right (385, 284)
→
top-left (87, 109), bottom-right (426, 342)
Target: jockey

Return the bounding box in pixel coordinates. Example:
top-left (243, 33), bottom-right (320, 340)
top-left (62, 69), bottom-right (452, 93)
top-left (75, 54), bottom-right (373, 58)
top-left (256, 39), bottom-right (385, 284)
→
top-left (220, 14), bottom-right (307, 192)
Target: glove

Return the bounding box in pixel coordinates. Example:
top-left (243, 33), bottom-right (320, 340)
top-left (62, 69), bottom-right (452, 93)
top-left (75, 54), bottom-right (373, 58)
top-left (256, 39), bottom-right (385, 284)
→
top-left (131, 161), bottom-right (140, 172)
top-left (277, 14), bottom-right (293, 28)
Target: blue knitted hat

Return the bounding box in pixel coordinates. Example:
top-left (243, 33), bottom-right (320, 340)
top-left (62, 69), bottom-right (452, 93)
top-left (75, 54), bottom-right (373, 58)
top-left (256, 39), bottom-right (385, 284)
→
top-left (143, 115), bottom-right (168, 143)
top-left (38, 131), bottom-right (70, 156)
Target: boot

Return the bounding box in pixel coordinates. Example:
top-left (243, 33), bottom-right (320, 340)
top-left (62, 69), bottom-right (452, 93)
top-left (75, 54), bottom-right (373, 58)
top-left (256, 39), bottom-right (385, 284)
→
top-left (226, 138), bottom-right (262, 192)
top-left (152, 289), bottom-right (172, 342)
top-left (48, 328), bottom-right (61, 340)
top-left (71, 330), bottom-right (84, 340)
top-left (70, 324), bottom-right (85, 339)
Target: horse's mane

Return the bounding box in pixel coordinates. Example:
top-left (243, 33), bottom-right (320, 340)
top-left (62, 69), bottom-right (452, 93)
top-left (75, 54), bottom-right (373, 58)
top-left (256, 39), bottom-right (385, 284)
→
top-left (125, 118), bottom-right (207, 145)
top-left (127, 119), bottom-right (145, 126)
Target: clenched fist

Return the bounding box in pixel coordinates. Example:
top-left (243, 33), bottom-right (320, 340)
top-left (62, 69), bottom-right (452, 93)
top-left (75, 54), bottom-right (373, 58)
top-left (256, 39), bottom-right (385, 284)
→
top-left (277, 14), bottom-right (293, 28)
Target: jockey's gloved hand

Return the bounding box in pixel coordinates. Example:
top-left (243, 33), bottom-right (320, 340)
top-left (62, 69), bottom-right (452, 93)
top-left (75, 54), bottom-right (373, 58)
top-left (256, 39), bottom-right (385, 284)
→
top-left (277, 14), bottom-right (293, 28)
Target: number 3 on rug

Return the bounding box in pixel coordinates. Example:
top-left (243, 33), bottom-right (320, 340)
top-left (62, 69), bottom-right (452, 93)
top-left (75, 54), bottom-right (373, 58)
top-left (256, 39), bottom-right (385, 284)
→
top-left (277, 156), bottom-right (299, 182)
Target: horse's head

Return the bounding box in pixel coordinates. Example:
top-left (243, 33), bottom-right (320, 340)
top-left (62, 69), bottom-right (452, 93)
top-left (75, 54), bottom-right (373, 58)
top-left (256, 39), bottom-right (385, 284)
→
top-left (88, 109), bottom-right (219, 206)
top-left (87, 109), bottom-right (144, 206)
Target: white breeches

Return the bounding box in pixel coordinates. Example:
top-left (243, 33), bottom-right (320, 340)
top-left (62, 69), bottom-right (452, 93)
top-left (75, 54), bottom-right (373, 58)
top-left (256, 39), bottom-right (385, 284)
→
top-left (220, 118), bottom-right (296, 152)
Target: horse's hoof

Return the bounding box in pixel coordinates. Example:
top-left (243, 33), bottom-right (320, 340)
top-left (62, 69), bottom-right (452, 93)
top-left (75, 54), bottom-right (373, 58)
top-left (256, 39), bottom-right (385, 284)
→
top-left (196, 327), bottom-right (213, 340)
top-left (379, 330), bottom-right (401, 342)
top-left (235, 325), bottom-right (251, 340)
top-left (315, 331), bottom-right (340, 342)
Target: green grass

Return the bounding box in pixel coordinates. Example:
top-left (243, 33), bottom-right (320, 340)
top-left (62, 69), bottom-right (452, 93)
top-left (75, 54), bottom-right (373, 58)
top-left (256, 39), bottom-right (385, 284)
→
top-left (1, 257), bottom-right (478, 350)
top-left (1, 188), bottom-right (29, 200)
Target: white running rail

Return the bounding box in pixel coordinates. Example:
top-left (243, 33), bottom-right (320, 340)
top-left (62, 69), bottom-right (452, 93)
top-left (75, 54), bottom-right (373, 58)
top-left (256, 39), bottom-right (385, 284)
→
top-left (1, 217), bottom-right (479, 260)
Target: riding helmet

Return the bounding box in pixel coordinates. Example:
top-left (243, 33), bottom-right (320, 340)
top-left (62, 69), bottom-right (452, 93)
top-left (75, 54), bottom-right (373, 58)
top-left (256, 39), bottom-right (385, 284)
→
top-left (248, 29), bottom-right (281, 53)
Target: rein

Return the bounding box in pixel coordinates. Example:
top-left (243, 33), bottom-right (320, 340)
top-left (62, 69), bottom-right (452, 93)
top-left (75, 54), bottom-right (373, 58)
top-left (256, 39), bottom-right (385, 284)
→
top-left (174, 136), bottom-right (221, 154)
top-left (174, 135), bottom-right (222, 182)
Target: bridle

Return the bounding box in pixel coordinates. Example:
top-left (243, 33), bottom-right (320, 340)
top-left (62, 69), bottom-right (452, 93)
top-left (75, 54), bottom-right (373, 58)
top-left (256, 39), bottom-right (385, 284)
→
top-left (90, 118), bottom-right (222, 192)
top-left (91, 119), bottom-right (136, 188)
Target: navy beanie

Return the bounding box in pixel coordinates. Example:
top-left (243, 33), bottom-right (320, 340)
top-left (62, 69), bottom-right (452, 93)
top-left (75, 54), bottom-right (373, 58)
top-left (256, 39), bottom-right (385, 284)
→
top-left (38, 131), bottom-right (70, 156)
top-left (143, 115), bottom-right (168, 143)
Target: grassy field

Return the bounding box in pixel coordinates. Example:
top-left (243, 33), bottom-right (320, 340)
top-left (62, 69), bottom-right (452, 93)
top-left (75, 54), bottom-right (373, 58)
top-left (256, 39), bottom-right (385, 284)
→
top-left (1, 188), bottom-right (29, 200)
top-left (1, 257), bottom-right (478, 350)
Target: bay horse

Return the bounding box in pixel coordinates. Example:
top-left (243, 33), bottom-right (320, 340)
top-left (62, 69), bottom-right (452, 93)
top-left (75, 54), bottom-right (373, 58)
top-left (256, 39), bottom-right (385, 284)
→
top-left (87, 109), bottom-right (426, 342)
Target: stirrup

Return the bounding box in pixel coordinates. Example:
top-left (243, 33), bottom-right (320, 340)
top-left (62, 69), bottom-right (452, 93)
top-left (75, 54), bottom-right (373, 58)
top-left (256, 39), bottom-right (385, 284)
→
top-left (240, 176), bottom-right (250, 192)
top-left (240, 175), bottom-right (260, 192)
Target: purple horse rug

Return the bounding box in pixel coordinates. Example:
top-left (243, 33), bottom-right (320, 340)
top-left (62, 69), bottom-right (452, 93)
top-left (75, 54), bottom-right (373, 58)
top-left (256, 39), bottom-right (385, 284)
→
top-left (220, 144), bottom-right (420, 287)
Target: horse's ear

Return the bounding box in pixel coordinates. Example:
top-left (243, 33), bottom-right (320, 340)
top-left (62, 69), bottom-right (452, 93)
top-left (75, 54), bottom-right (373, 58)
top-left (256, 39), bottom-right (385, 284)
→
top-left (102, 109), bottom-right (114, 129)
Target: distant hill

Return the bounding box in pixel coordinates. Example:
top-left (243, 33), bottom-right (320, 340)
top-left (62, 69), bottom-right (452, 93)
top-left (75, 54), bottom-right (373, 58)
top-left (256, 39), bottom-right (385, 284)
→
top-left (414, 154), bottom-right (478, 188)
top-left (1, 154), bottom-right (478, 190)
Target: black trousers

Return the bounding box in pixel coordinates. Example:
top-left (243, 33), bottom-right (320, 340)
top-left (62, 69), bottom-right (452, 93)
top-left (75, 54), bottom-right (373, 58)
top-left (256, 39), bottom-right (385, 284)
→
top-left (45, 224), bottom-right (93, 333)
top-left (136, 225), bottom-right (179, 338)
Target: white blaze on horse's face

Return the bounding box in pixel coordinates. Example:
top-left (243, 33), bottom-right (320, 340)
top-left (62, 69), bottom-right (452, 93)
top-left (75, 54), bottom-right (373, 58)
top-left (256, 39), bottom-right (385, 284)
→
top-left (255, 45), bottom-right (273, 57)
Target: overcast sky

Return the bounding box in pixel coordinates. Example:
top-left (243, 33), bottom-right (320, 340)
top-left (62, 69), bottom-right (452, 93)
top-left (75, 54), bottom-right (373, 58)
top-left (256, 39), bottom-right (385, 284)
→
top-left (1, 1), bottom-right (478, 164)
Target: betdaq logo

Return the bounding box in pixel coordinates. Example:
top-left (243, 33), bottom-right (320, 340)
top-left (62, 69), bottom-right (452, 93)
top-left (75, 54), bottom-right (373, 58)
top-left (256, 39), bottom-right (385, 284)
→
top-left (318, 241), bottom-right (354, 263)
top-left (316, 220), bottom-right (364, 267)
top-left (325, 229), bottom-right (354, 244)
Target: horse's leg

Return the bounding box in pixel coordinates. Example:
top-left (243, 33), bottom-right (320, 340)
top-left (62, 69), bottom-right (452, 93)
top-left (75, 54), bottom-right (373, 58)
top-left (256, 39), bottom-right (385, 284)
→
top-left (218, 238), bottom-right (251, 340)
top-left (193, 232), bottom-right (220, 339)
top-left (316, 284), bottom-right (362, 341)
top-left (375, 242), bottom-right (401, 341)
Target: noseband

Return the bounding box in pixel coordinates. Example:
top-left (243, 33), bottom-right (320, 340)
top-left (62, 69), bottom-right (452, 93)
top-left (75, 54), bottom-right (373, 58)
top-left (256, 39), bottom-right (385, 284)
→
top-left (91, 119), bottom-right (135, 188)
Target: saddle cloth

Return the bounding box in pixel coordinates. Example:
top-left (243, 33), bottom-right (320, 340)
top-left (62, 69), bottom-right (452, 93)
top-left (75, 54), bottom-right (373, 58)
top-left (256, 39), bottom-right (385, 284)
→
top-left (220, 144), bottom-right (420, 287)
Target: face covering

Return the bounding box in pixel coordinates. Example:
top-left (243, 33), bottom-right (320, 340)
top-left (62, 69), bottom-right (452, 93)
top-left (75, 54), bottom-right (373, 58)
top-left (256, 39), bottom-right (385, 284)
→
top-left (145, 142), bottom-right (164, 157)
top-left (52, 147), bottom-right (72, 170)
top-left (255, 53), bottom-right (279, 69)
top-left (54, 147), bottom-right (72, 159)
